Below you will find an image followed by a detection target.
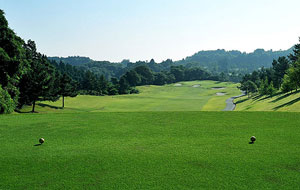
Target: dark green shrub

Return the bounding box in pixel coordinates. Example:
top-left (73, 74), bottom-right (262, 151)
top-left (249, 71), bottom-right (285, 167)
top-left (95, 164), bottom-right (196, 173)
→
top-left (0, 85), bottom-right (15, 114)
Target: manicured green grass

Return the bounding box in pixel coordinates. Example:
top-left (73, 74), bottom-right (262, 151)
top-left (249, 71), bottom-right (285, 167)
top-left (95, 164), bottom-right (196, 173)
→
top-left (1, 112), bottom-right (300, 189)
top-left (19, 80), bottom-right (240, 113)
top-left (235, 90), bottom-right (300, 111)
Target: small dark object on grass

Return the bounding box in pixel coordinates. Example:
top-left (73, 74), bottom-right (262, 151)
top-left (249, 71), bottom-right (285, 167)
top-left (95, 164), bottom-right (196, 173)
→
top-left (39, 138), bottom-right (45, 144)
top-left (249, 136), bottom-right (256, 144)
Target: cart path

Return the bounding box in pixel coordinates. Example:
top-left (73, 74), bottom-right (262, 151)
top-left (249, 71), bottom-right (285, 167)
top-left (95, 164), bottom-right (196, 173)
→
top-left (223, 91), bottom-right (246, 111)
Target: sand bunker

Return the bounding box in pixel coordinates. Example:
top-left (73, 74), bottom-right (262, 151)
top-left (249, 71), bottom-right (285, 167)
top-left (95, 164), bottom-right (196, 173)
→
top-left (174, 83), bottom-right (182, 87)
top-left (192, 84), bottom-right (200, 88)
top-left (212, 87), bottom-right (225, 90)
top-left (216, 92), bottom-right (226, 96)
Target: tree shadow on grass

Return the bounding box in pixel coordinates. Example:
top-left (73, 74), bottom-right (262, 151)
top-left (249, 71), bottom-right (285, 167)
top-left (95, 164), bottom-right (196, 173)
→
top-left (271, 90), bottom-right (300, 103)
top-left (256, 92), bottom-right (281, 101)
top-left (34, 144), bottom-right (42, 146)
top-left (252, 95), bottom-right (263, 100)
top-left (37, 103), bottom-right (62, 110)
top-left (273, 97), bottom-right (300, 110)
top-left (257, 95), bottom-right (274, 101)
top-left (235, 98), bottom-right (249, 104)
top-left (15, 110), bottom-right (34, 114)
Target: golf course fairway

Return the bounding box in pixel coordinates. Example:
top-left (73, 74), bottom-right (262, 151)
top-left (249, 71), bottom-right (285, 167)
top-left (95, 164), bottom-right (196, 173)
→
top-left (18, 81), bottom-right (240, 113)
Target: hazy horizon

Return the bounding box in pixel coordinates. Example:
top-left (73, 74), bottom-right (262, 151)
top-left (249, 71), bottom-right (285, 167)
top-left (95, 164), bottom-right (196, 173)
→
top-left (48, 46), bottom-right (294, 63)
top-left (1, 0), bottom-right (299, 62)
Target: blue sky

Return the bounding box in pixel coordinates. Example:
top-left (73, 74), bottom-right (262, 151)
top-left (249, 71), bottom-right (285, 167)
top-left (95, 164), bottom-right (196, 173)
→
top-left (1, 0), bottom-right (300, 62)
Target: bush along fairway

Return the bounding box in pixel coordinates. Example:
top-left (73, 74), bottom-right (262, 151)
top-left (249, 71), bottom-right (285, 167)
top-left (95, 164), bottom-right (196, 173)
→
top-left (1, 111), bottom-right (300, 189)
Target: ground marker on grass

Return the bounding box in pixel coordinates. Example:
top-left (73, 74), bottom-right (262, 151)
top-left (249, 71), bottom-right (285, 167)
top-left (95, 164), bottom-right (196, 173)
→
top-left (250, 136), bottom-right (256, 144)
top-left (39, 138), bottom-right (45, 144)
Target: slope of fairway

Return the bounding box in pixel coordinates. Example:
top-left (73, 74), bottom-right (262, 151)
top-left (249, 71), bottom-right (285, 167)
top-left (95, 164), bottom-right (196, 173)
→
top-left (1, 112), bottom-right (300, 189)
top-left (235, 90), bottom-right (300, 111)
top-left (19, 80), bottom-right (240, 113)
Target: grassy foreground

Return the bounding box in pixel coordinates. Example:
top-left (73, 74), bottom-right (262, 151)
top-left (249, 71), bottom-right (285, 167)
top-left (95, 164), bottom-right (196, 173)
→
top-left (1, 111), bottom-right (300, 189)
top-left (19, 80), bottom-right (240, 113)
top-left (235, 90), bottom-right (300, 111)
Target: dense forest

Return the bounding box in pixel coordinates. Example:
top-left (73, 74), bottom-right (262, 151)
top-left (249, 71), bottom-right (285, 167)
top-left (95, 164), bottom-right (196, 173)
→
top-left (49, 48), bottom-right (292, 80)
top-left (176, 48), bottom-right (293, 73)
top-left (240, 38), bottom-right (300, 97)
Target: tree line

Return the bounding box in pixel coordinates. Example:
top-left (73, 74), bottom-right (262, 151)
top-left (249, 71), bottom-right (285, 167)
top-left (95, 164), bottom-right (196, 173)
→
top-left (240, 38), bottom-right (300, 97)
top-left (49, 47), bottom-right (293, 81)
top-left (0, 9), bottom-right (140, 113)
top-left (51, 59), bottom-right (228, 96)
top-left (0, 19), bottom-right (77, 113)
top-left (176, 48), bottom-right (293, 74)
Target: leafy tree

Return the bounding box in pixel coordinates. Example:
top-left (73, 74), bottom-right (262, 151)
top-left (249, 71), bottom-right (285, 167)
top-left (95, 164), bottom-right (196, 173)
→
top-left (123, 70), bottom-right (141, 86)
top-left (58, 73), bottom-right (77, 108)
top-left (266, 81), bottom-right (277, 97)
top-left (241, 80), bottom-right (257, 98)
top-left (272, 56), bottom-right (290, 88)
top-left (118, 77), bottom-right (130, 94)
top-left (18, 41), bottom-right (57, 112)
top-left (0, 85), bottom-right (15, 114)
top-left (134, 65), bottom-right (154, 85)
top-left (281, 74), bottom-right (296, 93)
top-left (166, 73), bottom-right (176, 84)
top-left (0, 9), bottom-right (27, 105)
top-left (170, 66), bottom-right (185, 82)
top-left (288, 37), bottom-right (300, 62)
top-left (98, 75), bottom-right (109, 95)
top-left (107, 83), bottom-right (119, 95)
top-left (110, 77), bottom-right (119, 86)
top-left (287, 59), bottom-right (300, 91)
top-left (153, 72), bottom-right (167, 85)
top-left (82, 70), bottom-right (97, 91)
top-left (258, 78), bottom-right (268, 95)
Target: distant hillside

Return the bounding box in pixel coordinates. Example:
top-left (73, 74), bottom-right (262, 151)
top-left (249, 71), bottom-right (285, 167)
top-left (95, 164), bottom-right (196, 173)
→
top-left (48, 56), bottom-right (93, 66)
top-left (176, 48), bottom-right (293, 73)
top-left (48, 47), bottom-right (294, 79)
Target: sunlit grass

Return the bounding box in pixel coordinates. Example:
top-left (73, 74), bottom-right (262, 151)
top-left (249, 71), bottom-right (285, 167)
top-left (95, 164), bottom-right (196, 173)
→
top-left (235, 90), bottom-right (300, 111)
top-left (1, 111), bottom-right (300, 189)
top-left (19, 80), bottom-right (240, 113)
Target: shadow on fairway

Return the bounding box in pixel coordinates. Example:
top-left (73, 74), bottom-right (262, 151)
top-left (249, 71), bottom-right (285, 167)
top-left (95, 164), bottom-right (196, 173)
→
top-left (34, 144), bottom-right (42, 146)
top-left (15, 110), bottom-right (35, 114)
top-left (273, 97), bottom-right (300, 110)
top-left (37, 103), bottom-right (62, 110)
top-left (252, 94), bottom-right (263, 100)
top-left (249, 142), bottom-right (254, 144)
top-left (271, 90), bottom-right (300, 103)
top-left (235, 98), bottom-right (249, 104)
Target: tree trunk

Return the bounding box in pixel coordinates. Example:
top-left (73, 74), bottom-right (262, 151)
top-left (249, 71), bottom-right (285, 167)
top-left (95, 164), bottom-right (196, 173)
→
top-left (32, 100), bottom-right (36, 113)
top-left (62, 96), bottom-right (64, 108)
top-left (247, 88), bottom-right (249, 98)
